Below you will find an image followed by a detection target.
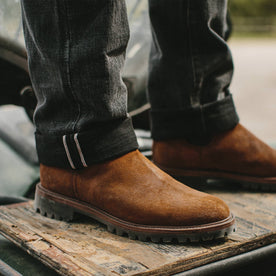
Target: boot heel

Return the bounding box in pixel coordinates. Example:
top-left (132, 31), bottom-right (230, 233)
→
top-left (34, 189), bottom-right (75, 222)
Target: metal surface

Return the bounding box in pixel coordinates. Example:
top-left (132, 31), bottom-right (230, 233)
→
top-left (0, 259), bottom-right (22, 276)
top-left (0, 0), bottom-right (26, 71)
top-left (0, 196), bottom-right (27, 205)
top-left (0, 138), bottom-right (39, 197)
top-left (0, 106), bottom-right (37, 164)
top-left (0, 0), bottom-right (25, 47)
top-left (175, 243), bottom-right (276, 276)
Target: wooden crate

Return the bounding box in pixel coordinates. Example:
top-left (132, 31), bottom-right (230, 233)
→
top-left (0, 190), bottom-right (275, 276)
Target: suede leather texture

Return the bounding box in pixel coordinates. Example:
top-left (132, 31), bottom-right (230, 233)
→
top-left (40, 150), bottom-right (230, 226)
top-left (153, 124), bottom-right (276, 177)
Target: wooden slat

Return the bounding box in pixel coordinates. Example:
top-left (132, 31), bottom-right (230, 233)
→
top-left (0, 190), bottom-right (275, 276)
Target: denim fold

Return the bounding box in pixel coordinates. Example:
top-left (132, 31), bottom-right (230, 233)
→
top-left (35, 117), bottom-right (138, 169)
top-left (151, 94), bottom-right (239, 141)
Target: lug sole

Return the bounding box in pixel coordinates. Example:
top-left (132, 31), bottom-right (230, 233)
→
top-left (156, 164), bottom-right (276, 192)
top-left (34, 183), bottom-right (236, 243)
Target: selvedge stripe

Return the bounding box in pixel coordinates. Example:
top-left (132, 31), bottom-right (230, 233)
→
top-left (74, 133), bottom-right (88, 167)
top-left (62, 135), bottom-right (76, 169)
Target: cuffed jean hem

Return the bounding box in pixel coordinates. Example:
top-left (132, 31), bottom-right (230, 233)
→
top-left (151, 94), bottom-right (239, 142)
top-left (35, 117), bottom-right (139, 169)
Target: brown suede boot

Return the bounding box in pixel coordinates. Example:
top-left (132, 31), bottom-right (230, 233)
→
top-left (35, 150), bottom-right (235, 243)
top-left (153, 124), bottom-right (276, 191)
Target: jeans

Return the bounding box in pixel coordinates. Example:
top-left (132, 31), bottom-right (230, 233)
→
top-left (21, 0), bottom-right (239, 169)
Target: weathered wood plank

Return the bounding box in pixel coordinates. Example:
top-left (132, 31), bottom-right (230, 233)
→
top-left (0, 205), bottom-right (147, 276)
top-left (0, 190), bottom-right (275, 276)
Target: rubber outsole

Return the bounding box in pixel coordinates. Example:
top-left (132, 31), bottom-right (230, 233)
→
top-left (34, 184), bottom-right (236, 244)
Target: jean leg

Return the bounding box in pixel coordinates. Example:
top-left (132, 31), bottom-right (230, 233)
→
top-left (21, 0), bottom-right (138, 169)
top-left (148, 0), bottom-right (239, 142)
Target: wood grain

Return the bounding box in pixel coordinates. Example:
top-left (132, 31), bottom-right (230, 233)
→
top-left (0, 190), bottom-right (275, 276)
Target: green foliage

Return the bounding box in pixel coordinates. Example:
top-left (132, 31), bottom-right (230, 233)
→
top-left (229, 0), bottom-right (276, 18)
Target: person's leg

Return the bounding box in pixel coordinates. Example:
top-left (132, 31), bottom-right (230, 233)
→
top-left (149, 0), bottom-right (276, 190)
top-left (21, 0), bottom-right (138, 169)
top-left (21, 0), bottom-right (235, 242)
top-left (148, 0), bottom-right (238, 142)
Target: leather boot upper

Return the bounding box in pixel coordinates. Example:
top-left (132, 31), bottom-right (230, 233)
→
top-left (153, 124), bottom-right (276, 177)
top-left (40, 150), bottom-right (230, 226)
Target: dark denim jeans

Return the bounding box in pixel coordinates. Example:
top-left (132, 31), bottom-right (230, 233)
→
top-left (21, 0), bottom-right (239, 169)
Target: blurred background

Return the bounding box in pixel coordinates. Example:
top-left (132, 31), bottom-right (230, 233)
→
top-left (229, 0), bottom-right (276, 36)
top-left (228, 0), bottom-right (276, 144)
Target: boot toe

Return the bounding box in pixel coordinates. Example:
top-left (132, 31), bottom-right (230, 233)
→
top-left (199, 194), bottom-right (230, 224)
top-left (174, 192), bottom-right (231, 227)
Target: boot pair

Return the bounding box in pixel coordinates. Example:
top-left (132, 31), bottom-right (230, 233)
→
top-left (35, 124), bottom-right (276, 242)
